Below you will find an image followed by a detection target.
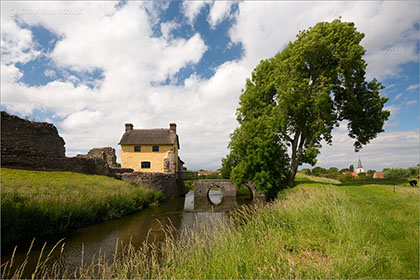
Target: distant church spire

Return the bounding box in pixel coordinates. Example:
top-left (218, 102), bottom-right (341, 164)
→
top-left (357, 158), bottom-right (363, 168)
top-left (356, 158), bottom-right (365, 174)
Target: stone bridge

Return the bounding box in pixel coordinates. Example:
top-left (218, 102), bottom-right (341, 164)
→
top-left (194, 180), bottom-right (259, 199)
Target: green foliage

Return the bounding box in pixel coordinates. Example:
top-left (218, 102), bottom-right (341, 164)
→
top-left (367, 169), bottom-right (375, 177)
top-left (227, 117), bottom-right (289, 198)
top-left (407, 165), bottom-right (419, 177)
top-left (349, 164), bottom-right (355, 172)
top-left (223, 19), bottom-right (389, 193)
top-left (1, 168), bottom-right (162, 244)
top-left (300, 168), bottom-right (311, 175)
top-left (328, 167), bottom-right (339, 173)
top-left (384, 168), bottom-right (411, 180)
top-left (311, 166), bottom-right (327, 177)
top-left (206, 172), bottom-right (223, 179)
top-left (184, 180), bottom-right (194, 190)
top-left (220, 154), bottom-right (235, 179)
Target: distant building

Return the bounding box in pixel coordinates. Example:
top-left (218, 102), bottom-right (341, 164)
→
top-left (356, 158), bottom-right (365, 174)
top-left (351, 172), bottom-right (359, 178)
top-left (197, 170), bottom-right (214, 176)
top-left (373, 172), bottom-right (384, 179)
top-left (118, 123), bottom-right (183, 173)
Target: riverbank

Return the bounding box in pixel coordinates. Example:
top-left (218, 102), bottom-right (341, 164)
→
top-left (1, 168), bottom-right (163, 244)
top-left (3, 174), bottom-right (418, 279)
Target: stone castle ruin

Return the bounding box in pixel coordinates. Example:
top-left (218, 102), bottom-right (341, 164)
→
top-left (1, 111), bottom-right (184, 198)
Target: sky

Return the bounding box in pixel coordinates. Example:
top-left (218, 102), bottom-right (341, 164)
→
top-left (1, 0), bottom-right (419, 172)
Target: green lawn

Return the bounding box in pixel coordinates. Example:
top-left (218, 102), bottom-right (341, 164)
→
top-left (108, 174), bottom-right (418, 279)
top-left (4, 173), bottom-right (419, 279)
top-left (1, 168), bottom-right (162, 244)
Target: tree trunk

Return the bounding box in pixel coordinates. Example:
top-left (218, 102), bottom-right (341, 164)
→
top-left (288, 130), bottom-right (305, 188)
top-left (288, 131), bottom-right (301, 188)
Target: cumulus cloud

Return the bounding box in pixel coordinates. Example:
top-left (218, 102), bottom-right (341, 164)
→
top-left (384, 105), bottom-right (401, 120)
top-left (312, 128), bottom-right (420, 171)
top-left (44, 69), bottom-right (56, 78)
top-left (230, 1), bottom-right (419, 79)
top-left (208, 1), bottom-right (234, 28)
top-left (1, 0), bottom-right (418, 171)
top-left (182, 1), bottom-right (208, 25)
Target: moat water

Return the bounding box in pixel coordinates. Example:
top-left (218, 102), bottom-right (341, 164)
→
top-left (1, 189), bottom-right (253, 277)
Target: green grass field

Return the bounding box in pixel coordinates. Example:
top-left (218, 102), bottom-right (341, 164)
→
top-left (1, 168), bottom-right (163, 244)
top-left (3, 173), bottom-right (419, 279)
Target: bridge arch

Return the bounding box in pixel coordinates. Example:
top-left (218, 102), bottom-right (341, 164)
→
top-left (207, 186), bottom-right (224, 205)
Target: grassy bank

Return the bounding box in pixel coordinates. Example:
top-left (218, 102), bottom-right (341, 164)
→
top-left (1, 168), bottom-right (162, 244)
top-left (4, 174), bottom-right (419, 279)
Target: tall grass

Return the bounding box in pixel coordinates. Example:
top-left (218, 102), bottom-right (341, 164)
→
top-left (2, 174), bottom-right (418, 279)
top-left (1, 168), bottom-right (162, 244)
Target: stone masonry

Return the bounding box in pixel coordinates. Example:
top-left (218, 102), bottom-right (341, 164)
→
top-left (1, 111), bottom-right (131, 177)
top-left (77, 147), bottom-right (117, 167)
top-left (121, 172), bottom-right (185, 198)
top-left (194, 180), bottom-right (258, 199)
top-left (1, 111), bottom-right (65, 169)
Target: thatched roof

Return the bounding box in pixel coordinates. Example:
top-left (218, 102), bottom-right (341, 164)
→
top-left (119, 129), bottom-right (179, 149)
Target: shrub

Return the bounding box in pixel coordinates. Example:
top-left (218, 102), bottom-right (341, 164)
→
top-left (300, 168), bottom-right (311, 175)
top-left (384, 168), bottom-right (411, 180)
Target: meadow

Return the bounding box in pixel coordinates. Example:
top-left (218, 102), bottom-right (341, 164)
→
top-left (1, 168), bottom-right (162, 244)
top-left (2, 173), bottom-right (418, 279)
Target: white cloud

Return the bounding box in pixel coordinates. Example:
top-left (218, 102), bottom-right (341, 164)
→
top-left (0, 4), bottom-right (40, 65)
top-left (407, 84), bottom-right (420, 91)
top-left (394, 93), bottom-right (403, 100)
top-left (384, 121), bottom-right (399, 129)
top-left (230, 1), bottom-right (419, 79)
top-left (404, 100), bottom-right (418, 106)
top-left (312, 128), bottom-right (420, 171)
top-left (44, 69), bottom-right (56, 78)
top-left (160, 21), bottom-right (179, 40)
top-left (182, 1), bottom-right (208, 25)
top-left (1, 1), bottom-right (418, 171)
top-left (384, 105), bottom-right (400, 120)
top-left (1, 63), bottom-right (23, 83)
top-left (208, 1), bottom-right (233, 28)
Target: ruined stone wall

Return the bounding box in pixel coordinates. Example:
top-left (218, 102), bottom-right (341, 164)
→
top-left (1, 111), bottom-right (65, 169)
top-left (121, 172), bottom-right (185, 198)
top-left (1, 111), bottom-right (132, 177)
top-left (77, 147), bottom-right (117, 167)
top-left (1, 111), bottom-right (186, 198)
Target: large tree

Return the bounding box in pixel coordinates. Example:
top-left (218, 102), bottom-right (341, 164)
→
top-left (222, 19), bottom-right (389, 196)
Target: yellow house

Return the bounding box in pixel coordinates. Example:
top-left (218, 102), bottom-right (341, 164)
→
top-left (119, 123), bottom-right (182, 173)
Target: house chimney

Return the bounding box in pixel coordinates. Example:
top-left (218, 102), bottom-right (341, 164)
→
top-left (125, 123), bottom-right (133, 132)
top-left (169, 123), bottom-right (176, 133)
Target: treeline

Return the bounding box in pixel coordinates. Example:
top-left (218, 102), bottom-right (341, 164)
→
top-left (300, 165), bottom-right (419, 182)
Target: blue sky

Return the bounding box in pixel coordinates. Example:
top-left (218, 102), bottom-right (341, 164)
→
top-left (1, 1), bottom-right (419, 171)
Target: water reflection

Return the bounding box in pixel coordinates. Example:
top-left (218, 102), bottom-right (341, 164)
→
top-left (2, 190), bottom-right (252, 277)
top-left (208, 188), bottom-right (224, 205)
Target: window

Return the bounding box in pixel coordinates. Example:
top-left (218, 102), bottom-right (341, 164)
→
top-left (152, 146), bottom-right (159, 152)
top-left (141, 161), bottom-right (151, 169)
top-left (134, 146), bottom-right (141, 152)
